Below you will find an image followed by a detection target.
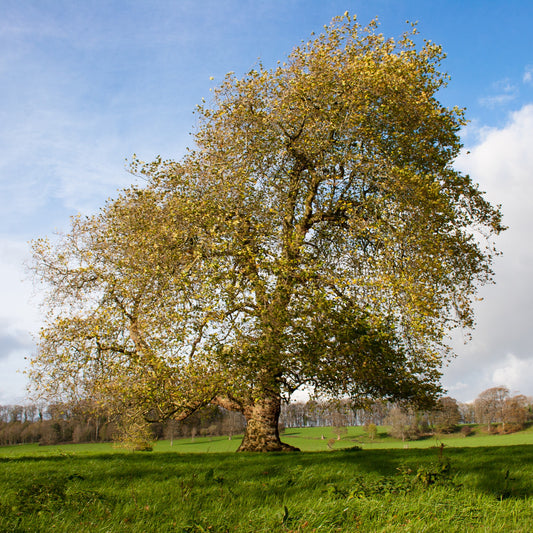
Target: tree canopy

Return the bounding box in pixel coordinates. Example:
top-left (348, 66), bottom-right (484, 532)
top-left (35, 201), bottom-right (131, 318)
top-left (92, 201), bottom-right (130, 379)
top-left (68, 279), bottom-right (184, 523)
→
top-left (29, 14), bottom-right (504, 451)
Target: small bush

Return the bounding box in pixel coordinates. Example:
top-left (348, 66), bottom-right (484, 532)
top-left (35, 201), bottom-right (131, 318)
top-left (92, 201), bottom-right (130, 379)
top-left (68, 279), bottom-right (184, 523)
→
top-left (460, 425), bottom-right (473, 437)
top-left (498, 423), bottom-right (524, 435)
top-left (363, 423), bottom-right (378, 440)
top-left (344, 456), bottom-right (457, 500)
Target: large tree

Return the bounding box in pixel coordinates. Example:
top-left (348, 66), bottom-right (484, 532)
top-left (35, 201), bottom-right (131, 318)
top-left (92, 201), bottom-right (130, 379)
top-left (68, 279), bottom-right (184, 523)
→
top-left (30, 15), bottom-right (504, 451)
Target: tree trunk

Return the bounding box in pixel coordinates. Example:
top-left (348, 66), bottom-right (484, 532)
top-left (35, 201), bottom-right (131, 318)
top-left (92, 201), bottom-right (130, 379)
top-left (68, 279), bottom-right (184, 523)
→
top-left (237, 393), bottom-right (299, 452)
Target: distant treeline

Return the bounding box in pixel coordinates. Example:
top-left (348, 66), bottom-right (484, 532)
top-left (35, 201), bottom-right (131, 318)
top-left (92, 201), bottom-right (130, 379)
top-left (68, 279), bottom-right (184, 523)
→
top-left (1, 386), bottom-right (531, 447)
top-left (281, 388), bottom-right (532, 441)
top-left (0, 402), bottom-right (247, 447)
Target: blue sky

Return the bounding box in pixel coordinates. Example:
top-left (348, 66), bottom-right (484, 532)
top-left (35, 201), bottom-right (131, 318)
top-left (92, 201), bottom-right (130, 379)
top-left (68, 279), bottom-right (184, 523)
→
top-left (1, 0), bottom-right (533, 404)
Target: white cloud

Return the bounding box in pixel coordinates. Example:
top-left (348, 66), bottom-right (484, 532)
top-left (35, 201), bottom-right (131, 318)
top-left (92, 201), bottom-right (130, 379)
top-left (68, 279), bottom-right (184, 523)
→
top-left (492, 354), bottom-right (533, 396)
top-left (0, 240), bottom-right (37, 403)
top-left (443, 104), bottom-right (533, 401)
top-left (0, 239), bottom-right (39, 327)
top-left (0, 358), bottom-right (29, 404)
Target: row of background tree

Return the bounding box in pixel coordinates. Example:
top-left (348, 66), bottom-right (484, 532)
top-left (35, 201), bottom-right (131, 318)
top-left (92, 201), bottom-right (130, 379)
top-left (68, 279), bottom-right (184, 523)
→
top-left (0, 386), bottom-right (530, 447)
top-left (281, 386), bottom-right (531, 439)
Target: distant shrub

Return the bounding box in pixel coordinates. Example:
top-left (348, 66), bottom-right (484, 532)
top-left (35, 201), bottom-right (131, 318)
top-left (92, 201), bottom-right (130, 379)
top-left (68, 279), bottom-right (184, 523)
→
top-left (486, 424), bottom-right (499, 435)
top-left (435, 424), bottom-right (458, 435)
top-left (385, 406), bottom-right (421, 441)
top-left (364, 423), bottom-right (378, 440)
top-left (498, 423), bottom-right (524, 435)
top-left (460, 425), bottom-right (473, 437)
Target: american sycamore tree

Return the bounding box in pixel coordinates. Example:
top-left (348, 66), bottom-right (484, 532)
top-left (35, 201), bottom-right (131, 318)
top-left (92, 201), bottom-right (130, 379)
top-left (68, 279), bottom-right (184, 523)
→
top-left (30, 15), bottom-right (504, 451)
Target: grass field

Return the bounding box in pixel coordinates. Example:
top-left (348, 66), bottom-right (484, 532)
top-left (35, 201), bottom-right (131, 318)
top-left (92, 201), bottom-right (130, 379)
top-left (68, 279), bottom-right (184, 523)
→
top-left (1, 427), bottom-right (532, 532)
top-left (1, 423), bottom-right (532, 457)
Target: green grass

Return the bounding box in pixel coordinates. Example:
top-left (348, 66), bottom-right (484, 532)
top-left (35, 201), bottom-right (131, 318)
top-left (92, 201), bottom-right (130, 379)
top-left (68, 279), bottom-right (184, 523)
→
top-left (0, 446), bottom-right (531, 531)
top-left (0, 429), bottom-right (532, 531)
top-left (2, 424), bottom-right (531, 457)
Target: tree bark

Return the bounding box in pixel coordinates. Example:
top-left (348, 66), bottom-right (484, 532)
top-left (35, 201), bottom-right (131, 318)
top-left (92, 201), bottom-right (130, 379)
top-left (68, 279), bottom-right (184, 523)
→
top-left (237, 393), bottom-right (299, 452)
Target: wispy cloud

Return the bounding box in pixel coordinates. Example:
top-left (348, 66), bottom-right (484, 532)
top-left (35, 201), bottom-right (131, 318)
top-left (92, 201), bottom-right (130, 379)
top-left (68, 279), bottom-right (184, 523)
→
top-left (479, 79), bottom-right (518, 108)
top-left (0, 239), bottom-right (39, 325)
top-left (523, 65), bottom-right (533, 85)
top-left (1, 2), bottom-right (248, 237)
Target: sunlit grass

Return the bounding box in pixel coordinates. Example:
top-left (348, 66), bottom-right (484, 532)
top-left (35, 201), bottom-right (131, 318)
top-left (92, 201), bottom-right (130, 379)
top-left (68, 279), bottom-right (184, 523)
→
top-left (1, 444), bottom-right (532, 531)
top-left (0, 427), bottom-right (532, 531)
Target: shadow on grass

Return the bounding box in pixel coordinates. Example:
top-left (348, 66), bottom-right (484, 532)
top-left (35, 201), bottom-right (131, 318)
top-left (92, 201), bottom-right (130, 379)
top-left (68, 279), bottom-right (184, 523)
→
top-left (2, 444), bottom-right (532, 501)
top-left (443, 445), bottom-right (533, 500)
